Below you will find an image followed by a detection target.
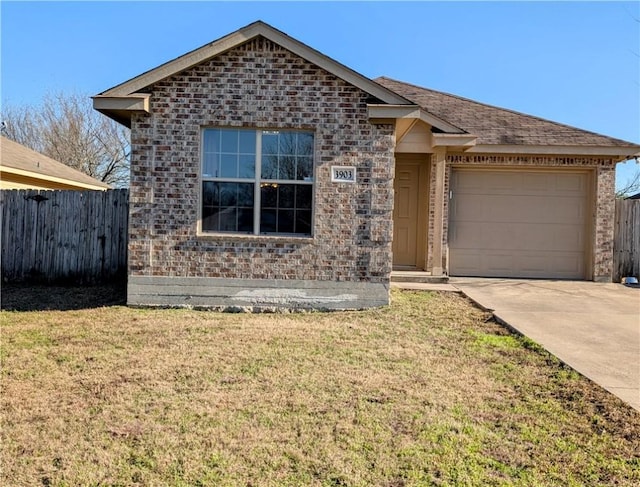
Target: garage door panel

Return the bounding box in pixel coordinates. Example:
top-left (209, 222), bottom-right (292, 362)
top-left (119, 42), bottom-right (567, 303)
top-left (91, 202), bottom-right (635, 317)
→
top-left (522, 173), bottom-right (551, 192)
top-left (450, 194), bottom-right (483, 221)
top-left (518, 254), bottom-right (549, 274)
top-left (449, 170), bottom-right (589, 279)
top-left (550, 253), bottom-right (584, 276)
top-left (453, 222), bottom-right (583, 252)
top-left (450, 248), bottom-right (585, 278)
top-left (556, 172), bottom-right (586, 193)
top-left (486, 253), bottom-right (516, 273)
top-left (516, 223), bottom-right (585, 252)
top-left (451, 250), bottom-right (487, 275)
top-left (517, 224), bottom-right (556, 251)
top-left (554, 199), bottom-right (586, 222)
top-left (554, 225), bottom-right (585, 251)
top-left (453, 193), bottom-right (586, 224)
top-left (449, 221), bottom-right (481, 246)
top-left (486, 195), bottom-right (553, 222)
top-left (484, 172), bottom-right (519, 192)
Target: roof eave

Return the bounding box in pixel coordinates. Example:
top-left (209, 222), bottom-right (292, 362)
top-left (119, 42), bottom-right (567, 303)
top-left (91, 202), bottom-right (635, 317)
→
top-left (93, 95), bottom-right (150, 128)
top-left (367, 104), bottom-right (466, 134)
top-left (0, 165), bottom-right (110, 190)
top-left (432, 133), bottom-right (478, 151)
top-left (466, 144), bottom-right (640, 161)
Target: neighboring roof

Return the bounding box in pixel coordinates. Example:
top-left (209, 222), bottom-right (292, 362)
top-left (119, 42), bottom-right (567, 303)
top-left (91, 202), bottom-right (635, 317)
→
top-left (94, 21), bottom-right (413, 126)
top-left (627, 192), bottom-right (640, 200)
top-left (0, 136), bottom-right (110, 190)
top-left (376, 76), bottom-right (640, 150)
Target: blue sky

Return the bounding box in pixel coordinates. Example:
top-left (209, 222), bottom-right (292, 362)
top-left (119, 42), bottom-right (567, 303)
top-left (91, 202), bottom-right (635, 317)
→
top-left (1, 1), bottom-right (639, 188)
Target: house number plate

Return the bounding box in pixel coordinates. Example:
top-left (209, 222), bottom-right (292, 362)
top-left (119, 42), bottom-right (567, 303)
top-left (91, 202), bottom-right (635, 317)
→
top-left (331, 166), bottom-right (356, 183)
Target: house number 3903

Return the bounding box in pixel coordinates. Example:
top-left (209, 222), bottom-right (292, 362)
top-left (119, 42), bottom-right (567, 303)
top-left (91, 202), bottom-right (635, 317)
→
top-left (331, 166), bottom-right (357, 183)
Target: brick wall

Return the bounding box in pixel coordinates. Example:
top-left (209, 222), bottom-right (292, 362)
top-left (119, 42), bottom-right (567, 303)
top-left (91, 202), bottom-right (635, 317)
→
top-left (426, 154), bottom-right (617, 280)
top-left (128, 37), bottom-right (395, 285)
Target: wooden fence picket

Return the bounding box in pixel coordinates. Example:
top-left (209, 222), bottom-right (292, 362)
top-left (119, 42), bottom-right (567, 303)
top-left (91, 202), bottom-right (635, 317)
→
top-left (613, 199), bottom-right (640, 282)
top-left (1, 189), bottom-right (129, 283)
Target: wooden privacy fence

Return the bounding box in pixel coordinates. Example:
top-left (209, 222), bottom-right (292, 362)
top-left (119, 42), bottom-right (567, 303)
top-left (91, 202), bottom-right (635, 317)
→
top-left (1, 189), bottom-right (129, 283)
top-left (613, 198), bottom-right (640, 282)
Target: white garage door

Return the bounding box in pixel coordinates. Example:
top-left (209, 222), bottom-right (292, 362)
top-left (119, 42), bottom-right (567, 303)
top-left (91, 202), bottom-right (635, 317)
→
top-left (449, 169), bottom-right (590, 279)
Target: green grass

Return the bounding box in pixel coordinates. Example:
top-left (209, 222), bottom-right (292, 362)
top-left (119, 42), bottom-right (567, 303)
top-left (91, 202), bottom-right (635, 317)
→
top-left (1, 288), bottom-right (639, 486)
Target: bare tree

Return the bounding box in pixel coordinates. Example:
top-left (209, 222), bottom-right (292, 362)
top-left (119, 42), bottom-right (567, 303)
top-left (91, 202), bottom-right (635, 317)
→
top-left (1, 92), bottom-right (130, 187)
top-left (616, 162), bottom-right (640, 198)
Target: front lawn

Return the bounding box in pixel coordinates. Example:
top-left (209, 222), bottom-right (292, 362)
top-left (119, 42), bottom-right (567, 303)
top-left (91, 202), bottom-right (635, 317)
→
top-left (1, 289), bottom-right (638, 486)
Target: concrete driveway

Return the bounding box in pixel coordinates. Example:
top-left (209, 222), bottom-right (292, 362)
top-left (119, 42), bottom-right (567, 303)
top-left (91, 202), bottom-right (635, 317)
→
top-left (451, 278), bottom-right (640, 412)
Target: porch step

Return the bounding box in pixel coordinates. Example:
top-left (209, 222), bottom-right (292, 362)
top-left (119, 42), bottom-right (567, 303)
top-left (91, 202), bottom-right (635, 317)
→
top-left (390, 271), bottom-right (449, 284)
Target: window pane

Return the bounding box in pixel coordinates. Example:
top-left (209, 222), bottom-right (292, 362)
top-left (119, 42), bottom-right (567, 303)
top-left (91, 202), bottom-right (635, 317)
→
top-left (239, 155), bottom-right (255, 178)
top-left (238, 209), bottom-right (254, 232)
top-left (296, 157), bottom-right (313, 181)
top-left (238, 130), bottom-right (256, 154)
top-left (219, 183), bottom-right (237, 206)
top-left (279, 185), bottom-right (294, 208)
top-left (261, 184), bottom-right (277, 208)
top-left (279, 132), bottom-right (297, 155)
top-left (260, 209), bottom-right (277, 233)
top-left (261, 154), bottom-right (278, 179)
top-left (221, 130), bottom-right (237, 153)
top-left (296, 210), bottom-right (312, 234)
top-left (203, 153), bottom-right (218, 178)
top-left (296, 185), bottom-right (312, 209)
top-left (203, 129), bottom-right (220, 153)
top-left (220, 154), bottom-right (237, 178)
top-left (237, 183), bottom-right (254, 207)
top-left (262, 133), bottom-right (279, 155)
top-left (218, 208), bottom-right (237, 231)
top-left (202, 182), bottom-right (254, 233)
top-left (257, 184), bottom-right (311, 235)
top-left (278, 156), bottom-right (296, 180)
top-left (278, 210), bottom-right (295, 233)
top-left (202, 206), bottom-right (218, 232)
top-left (297, 133), bottom-right (314, 156)
top-left (203, 181), bottom-right (219, 206)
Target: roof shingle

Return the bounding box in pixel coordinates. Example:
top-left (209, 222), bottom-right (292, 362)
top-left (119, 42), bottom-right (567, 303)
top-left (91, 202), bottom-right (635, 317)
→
top-left (376, 76), bottom-right (638, 148)
top-left (1, 136), bottom-right (110, 189)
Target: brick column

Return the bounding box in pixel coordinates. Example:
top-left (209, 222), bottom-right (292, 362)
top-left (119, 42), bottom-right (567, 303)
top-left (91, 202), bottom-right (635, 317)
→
top-left (431, 149), bottom-right (446, 276)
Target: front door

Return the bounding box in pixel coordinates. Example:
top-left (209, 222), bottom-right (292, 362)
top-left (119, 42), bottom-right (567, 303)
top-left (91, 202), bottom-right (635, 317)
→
top-left (393, 161), bottom-right (421, 268)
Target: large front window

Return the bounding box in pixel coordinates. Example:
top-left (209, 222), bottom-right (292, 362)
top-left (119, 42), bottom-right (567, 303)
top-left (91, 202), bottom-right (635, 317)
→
top-left (201, 128), bottom-right (314, 236)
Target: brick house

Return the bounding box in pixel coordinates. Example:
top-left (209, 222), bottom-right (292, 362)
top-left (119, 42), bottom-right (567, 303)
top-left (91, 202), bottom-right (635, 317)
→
top-left (94, 21), bottom-right (639, 310)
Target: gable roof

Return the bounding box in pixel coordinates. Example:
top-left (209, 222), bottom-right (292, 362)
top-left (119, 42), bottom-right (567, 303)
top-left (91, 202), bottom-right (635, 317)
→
top-left (93, 21), bottom-right (639, 158)
top-left (0, 136), bottom-right (110, 190)
top-left (94, 21), bottom-right (413, 126)
top-left (376, 76), bottom-right (639, 151)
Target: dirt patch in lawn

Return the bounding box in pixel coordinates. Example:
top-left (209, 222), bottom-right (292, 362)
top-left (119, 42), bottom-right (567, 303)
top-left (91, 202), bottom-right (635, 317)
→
top-left (1, 290), bottom-right (639, 486)
top-left (1, 281), bottom-right (126, 311)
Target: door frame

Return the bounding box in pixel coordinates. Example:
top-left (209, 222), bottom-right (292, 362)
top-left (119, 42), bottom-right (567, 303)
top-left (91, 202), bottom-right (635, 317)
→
top-left (393, 154), bottom-right (430, 270)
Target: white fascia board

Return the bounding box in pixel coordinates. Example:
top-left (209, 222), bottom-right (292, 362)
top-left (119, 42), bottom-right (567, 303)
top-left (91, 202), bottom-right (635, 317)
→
top-left (432, 133), bottom-right (477, 149)
top-left (368, 105), bottom-right (421, 119)
top-left (92, 95), bottom-right (150, 113)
